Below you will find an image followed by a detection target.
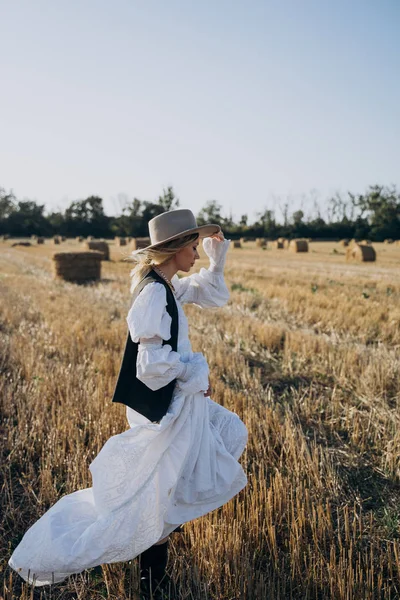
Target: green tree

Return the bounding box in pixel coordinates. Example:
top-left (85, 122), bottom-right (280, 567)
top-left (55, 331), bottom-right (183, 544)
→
top-left (112, 198), bottom-right (145, 236)
top-left (65, 195), bottom-right (105, 223)
top-left (0, 188), bottom-right (17, 233)
top-left (157, 186), bottom-right (180, 212)
top-left (64, 196), bottom-right (110, 237)
top-left (141, 201), bottom-right (165, 226)
top-left (255, 208), bottom-right (279, 237)
top-left (292, 210), bottom-right (304, 225)
top-left (197, 200), bottom-right (223, 226)
top-left (47, 211), bottom-right (65, 234)
top-left (7, 200), bottom-right (50, 236)
top-left (350, 185), bottom-right (400, 241)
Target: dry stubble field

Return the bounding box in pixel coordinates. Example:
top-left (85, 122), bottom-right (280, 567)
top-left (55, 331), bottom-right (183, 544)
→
top-left (1, 238), bottom-right (400, 600)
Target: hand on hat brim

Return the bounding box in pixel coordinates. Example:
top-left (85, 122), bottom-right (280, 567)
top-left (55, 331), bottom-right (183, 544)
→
top-left (206, 231), bottom-right (225, 242)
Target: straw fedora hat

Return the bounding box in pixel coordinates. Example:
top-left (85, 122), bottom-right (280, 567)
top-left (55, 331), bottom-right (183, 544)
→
top-left (136, 209), bottom-right (221, 252)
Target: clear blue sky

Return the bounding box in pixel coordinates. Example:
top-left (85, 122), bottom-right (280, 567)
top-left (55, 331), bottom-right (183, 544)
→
top-left (1, 0), bottom-right (399, 221)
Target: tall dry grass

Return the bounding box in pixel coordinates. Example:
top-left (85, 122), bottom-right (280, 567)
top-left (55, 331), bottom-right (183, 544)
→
top-left (1, 239), bottom-right (400, 599)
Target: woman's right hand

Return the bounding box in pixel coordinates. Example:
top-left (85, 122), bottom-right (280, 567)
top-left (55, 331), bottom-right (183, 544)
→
top-left (175, 353), bottom-right (210, 396)
top-left (209, 231), bottom-right (225, 241)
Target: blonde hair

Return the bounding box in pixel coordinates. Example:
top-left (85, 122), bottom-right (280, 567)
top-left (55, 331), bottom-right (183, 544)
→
top-left (127, 233), bottom-right (199, 294)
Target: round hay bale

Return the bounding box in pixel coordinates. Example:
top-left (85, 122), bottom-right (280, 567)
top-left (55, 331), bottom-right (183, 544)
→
top-left (37, 237), bottom-right (45, 244)
top-left (384, 239), bottom-right (394, 244)
top-left (360, 240), bottom-right (371, 245)
top-left (240, 237), bottom-right (246, 244)
top-left (115, 236), bottom-right (127, 246)
top-left (273, 240), bottom-right (285, 249)
top-left (230, 240), bottom-right (242, 249)
top-left (87, 235), bottom-right (94, 241)
top-left (76, 236), bottom-right (84, 242)
top-left (255, 238), bottom-right (267, 248)
top-left (339, 239), bottom-right (350, 247)
top-left (83, 240), bottom-right (110, 260)
top-left (1, 234), bottom-right (10, 241)
top-left (61, 236), bottom-right (66, 242)
top-left (346, 243), bottom-right (376, 262)
top-left (52, 251), bottom-right (103, 283)
top-left (289, 239), bottom-right (308, 253)
top-left (53, 236), bottom-right (61, 244)
top-left (31, 235), bottom-right (37, 240)
top-left (130, 237), bottom-right (151, 251)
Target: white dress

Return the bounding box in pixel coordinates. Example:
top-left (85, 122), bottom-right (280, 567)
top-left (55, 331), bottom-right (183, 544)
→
top-left (8, 237), bottom-right (248, 586)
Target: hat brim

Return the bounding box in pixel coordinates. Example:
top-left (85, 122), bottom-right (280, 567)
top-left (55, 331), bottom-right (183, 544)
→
top-left (131, 224), bottom-right (221, 254)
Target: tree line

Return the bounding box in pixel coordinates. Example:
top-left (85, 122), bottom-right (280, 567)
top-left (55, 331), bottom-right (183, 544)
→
top-left (1, 184), bottom-right (399, 241)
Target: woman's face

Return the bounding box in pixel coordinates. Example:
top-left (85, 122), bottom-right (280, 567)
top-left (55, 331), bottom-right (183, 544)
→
top-left (174, 238), bottom-right (200, 272)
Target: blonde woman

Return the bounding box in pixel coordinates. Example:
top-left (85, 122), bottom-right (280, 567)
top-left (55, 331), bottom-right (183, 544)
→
top-left (9, 209), bottom-right (248, 595)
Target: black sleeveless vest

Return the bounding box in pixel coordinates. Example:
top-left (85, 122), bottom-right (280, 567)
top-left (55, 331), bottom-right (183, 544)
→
top-left (111, 269), bottom-right (179, 422)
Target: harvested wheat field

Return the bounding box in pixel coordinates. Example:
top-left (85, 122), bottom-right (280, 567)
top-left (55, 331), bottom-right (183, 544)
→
top-left (1, 238), bottom-right (400, 599)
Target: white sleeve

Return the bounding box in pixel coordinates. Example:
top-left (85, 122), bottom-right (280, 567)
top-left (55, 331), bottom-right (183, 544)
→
top-left (127, 282), bottom-right (209, 394)
top-left (127, 283), bottom-right (185, 391)
top-left (171, 237), bottom-right (231, 308)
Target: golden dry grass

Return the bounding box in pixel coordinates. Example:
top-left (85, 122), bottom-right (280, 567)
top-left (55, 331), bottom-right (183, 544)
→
top-left (1, 238), bottom-right (400, 599)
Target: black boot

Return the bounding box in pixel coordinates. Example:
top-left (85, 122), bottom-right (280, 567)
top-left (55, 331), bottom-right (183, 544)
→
top-left (139, 540), bottom-right (169, 598)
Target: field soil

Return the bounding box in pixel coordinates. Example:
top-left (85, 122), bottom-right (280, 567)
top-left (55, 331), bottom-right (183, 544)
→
top-left (1, 238), bottom-right (400, 599)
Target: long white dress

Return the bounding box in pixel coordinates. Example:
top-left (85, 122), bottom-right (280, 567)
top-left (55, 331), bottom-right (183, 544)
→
top-left (8, 238), bottom-right (248, 586)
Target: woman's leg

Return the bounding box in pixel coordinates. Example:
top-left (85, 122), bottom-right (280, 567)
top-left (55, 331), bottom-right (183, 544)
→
top-left (139, 538), bottom-right (170, 591)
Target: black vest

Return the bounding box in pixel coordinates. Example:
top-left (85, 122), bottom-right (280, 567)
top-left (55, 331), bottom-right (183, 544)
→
top-left (112, 270), bottom-right (179, 422)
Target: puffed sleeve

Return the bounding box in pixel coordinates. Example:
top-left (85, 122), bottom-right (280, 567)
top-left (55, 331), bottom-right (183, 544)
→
top-left (127, 282), bottom-right (210, 394)
top-left (171, 237), bottom-right (231, 308)
top-left (127, 283), bottom-right (185, 391)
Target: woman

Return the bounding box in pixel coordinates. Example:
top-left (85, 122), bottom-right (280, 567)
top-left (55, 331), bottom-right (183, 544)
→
top-left (9, 209), bottom-right (248, 592)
